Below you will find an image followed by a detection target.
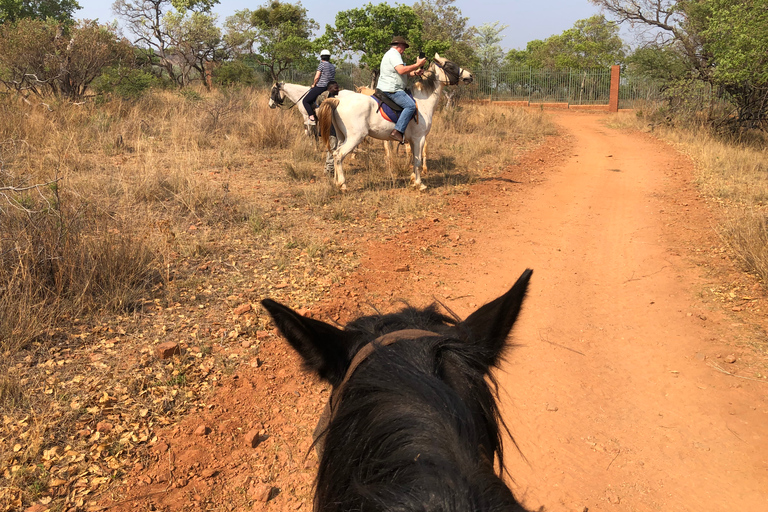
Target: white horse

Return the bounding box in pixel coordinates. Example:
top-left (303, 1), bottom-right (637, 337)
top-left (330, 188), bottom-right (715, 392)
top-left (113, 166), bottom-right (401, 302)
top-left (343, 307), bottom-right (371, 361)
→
top-left (318, 54), bottom-right (473, 191)
top-left (268, 82), bottom-right (358, 136)
top-left (356, 85), bottom-right (429, 173)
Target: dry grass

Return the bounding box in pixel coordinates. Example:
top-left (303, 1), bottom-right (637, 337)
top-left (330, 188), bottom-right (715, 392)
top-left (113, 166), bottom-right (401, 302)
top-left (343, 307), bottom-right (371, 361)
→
top-left (608, 110), bottom-right (768, 285)
top-left (0, 87), bottom-right (553, 511)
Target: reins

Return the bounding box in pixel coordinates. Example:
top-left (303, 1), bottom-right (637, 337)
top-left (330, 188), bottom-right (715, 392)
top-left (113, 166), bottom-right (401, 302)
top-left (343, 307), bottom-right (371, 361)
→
top-left (312, 328), bottom-right (442, 456)
top-left (271, 83), bottom-right (310, 110)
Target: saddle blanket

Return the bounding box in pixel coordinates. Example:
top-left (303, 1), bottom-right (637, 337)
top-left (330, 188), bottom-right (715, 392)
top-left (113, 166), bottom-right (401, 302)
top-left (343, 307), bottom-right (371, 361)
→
top-left (370, 91), bottom-right (417, 124)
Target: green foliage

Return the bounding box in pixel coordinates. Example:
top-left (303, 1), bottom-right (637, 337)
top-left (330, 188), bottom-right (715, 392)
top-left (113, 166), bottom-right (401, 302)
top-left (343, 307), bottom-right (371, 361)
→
top-left (93, 67), bottom-right (159, 98)
top-left (594, 0), bottom-right (767, 129)
top-left (113, 0), bottom-right (221, 88)
top-left (626, 46), bottom-right (690, 81)
top-left (322, 3), bottom-right (424, 81)
top-left (163, 10), bottom-right (223, 87)
top-left (412, 0), bottom-right (476, 66)
top-left (474, 21), bottom-right (507, 68)
top-left (0, 19), bottom-right (133, 99)
top-left (703, 0), bottom-right (768, 86)
top-left (517, 15), bottom-right (625, 69)
top-left (213, 60), bottom-right (259, 87)
top-left (225, 1), bottom-right (316, 82)
top-left (0, 0), bottom-right (81, 24)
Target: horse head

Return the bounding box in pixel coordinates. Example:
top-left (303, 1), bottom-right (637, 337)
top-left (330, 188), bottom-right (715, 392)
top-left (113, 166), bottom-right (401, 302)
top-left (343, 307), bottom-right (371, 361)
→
top-left (261, 269), bottom-right (533, 511)
top-left (268, 83), bottom-right (284, 108)
top-left (433, 53), bottom-right (474, 85)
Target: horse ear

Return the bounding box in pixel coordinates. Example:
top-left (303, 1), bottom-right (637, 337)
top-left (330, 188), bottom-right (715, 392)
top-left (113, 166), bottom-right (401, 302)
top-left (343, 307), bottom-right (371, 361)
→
top-left (261, 299), bottom-right (353, 387)
top-left (456, 269), bottom-right (532, 367)
top-left (434, 53), bottom-right (445, 64)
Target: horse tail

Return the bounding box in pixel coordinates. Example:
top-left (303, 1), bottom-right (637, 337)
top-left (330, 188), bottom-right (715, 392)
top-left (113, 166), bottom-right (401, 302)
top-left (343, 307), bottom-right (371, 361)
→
top-left (318, 98), bottom-right (339, 149)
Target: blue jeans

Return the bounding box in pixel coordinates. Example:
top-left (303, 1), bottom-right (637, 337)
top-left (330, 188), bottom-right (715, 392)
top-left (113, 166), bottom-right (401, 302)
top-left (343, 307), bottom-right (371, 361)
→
top-left (384, 90), bottom-right (416, 134)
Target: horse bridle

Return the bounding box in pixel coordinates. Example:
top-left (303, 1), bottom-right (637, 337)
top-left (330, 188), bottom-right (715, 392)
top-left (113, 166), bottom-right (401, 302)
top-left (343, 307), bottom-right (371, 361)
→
top-left (433, 60), bottom-right (467, 86)
top-left (312, 328), bottom-right (442, 456)
top-left (270, 83), bottom-right (309, 110)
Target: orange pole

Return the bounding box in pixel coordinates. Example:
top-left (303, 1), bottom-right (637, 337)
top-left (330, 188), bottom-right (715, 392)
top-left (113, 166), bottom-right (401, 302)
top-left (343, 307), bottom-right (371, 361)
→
top-left (609, 64), bottom-right (620, 112)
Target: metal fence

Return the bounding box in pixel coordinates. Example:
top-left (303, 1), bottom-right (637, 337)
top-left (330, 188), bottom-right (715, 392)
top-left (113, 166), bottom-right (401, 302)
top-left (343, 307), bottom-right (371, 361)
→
top-left (468, 67), bottom-right (613, 105)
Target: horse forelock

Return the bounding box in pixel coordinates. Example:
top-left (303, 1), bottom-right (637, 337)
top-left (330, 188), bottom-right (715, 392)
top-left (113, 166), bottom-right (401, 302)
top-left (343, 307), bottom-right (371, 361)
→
top-left (315, 328), bottom-right (522, 511)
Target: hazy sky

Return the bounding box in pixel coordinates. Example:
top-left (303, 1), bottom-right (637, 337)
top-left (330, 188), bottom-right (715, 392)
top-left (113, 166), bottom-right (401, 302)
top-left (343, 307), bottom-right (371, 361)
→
top-left (76, 0), bottom-right (606, 51)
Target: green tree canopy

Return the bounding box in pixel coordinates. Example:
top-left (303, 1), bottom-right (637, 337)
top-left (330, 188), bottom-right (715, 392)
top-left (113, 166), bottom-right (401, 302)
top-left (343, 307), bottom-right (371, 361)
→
top-left (0, 18), bottom-right (133, 98)
top-left (592, 0), bottom-right (768, 129)
top-left (412, 0), bottom-right (475, 66)
top-left (0, 0), bottom-right (81, 24)
top-left (226, 1), bottom-right (316, 82)
top-left (321, 2), bottom-right (423, 85)
top-left (164, 10), bottom-right (223, 87)
top-left (703, 0), bottom-right (768, 86)
top-left (513, 15), bottom-right (625, 69)
top-left (474, 21), bottom-right (507, 69)
top-left (112, 0), bottom-right (220, 86)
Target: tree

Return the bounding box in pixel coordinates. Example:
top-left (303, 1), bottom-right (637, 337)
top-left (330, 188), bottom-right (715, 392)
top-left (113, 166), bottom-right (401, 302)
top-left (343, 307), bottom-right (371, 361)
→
top-left (164, 10), bottom-right (223, 87)
top-left (225, 1), bottom-right (316, 83)
top-left (322, 2), bottom-right (423, 86)
top-left (474, 22), bottom-right (507, 69)
top-left (625, 46), bottom-right (689, 81)
top-left (524, 15), bottom-right (625, 69)
top-left (0, 18), bottom-right (133, 99)
top-left (702, 0), bottom-right (768, 129)
top-left (592, 0), bottom-right (768, 130)
top-left (112, 0), bottom-right (219, 86)
top-left (0, 0), bottom-right (81, 24)
top-left (589, 0), bottom-right (710, 77)
top-left (412, 0), bottom-right (475, 65)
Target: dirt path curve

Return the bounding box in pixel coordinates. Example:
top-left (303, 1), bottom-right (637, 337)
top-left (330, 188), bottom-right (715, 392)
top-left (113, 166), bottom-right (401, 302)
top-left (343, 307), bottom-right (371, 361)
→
top-left (435, 112), bottom-right (768, 511)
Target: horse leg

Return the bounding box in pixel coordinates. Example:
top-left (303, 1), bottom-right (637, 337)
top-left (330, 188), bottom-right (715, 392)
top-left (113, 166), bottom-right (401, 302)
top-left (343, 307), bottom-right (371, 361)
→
top-left (422, 138), bottom-right (428, 174)
top-left (409, 137), bottom-right (427, 191)
top-left (333, 132), bottom-right (367, 191)
top-left (383, 140), bottom-right (393, 170)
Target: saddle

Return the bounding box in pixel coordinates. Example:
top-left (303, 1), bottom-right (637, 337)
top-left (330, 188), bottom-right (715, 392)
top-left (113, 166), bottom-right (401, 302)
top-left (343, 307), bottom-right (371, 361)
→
top-left (367, 88), bottom-right (419, 125)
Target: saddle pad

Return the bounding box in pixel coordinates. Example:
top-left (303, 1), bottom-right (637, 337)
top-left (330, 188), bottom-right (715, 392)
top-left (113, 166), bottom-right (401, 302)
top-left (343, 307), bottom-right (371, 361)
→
top-left (370, 93), bottom-right (419, 125)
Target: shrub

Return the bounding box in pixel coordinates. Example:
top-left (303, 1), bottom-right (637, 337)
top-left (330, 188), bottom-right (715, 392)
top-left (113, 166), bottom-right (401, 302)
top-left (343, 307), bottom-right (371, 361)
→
top-left (94, 67), bottom-right (160, 99)
top-left (213, 60), bottom-right (260, 87)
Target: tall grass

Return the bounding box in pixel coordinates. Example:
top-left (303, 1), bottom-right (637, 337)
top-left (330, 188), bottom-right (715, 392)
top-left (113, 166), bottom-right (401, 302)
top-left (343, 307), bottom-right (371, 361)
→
top-left (0, 89), bottom-right (294, 353)
top-left (608, 109), bottom-right (768, 285)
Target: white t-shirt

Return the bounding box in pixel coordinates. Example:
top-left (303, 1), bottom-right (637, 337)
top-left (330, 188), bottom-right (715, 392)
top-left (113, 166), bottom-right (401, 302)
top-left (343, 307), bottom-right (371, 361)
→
top-left (377, 47), bottom-right (406, 92)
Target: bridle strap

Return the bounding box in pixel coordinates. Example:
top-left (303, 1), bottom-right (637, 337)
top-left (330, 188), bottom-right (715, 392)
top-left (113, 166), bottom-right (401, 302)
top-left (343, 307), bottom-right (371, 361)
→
top-left (335, 329), bottom-right (441, 396)
top-left (272, 83), bottom-right (310, 110)
top-left (433, 60), bottom-right (464, 86)
top-left (312, 328), bottom-right (442, 456)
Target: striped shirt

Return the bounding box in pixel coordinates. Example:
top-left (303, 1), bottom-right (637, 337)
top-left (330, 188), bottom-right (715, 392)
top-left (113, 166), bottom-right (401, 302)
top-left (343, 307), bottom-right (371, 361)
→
top-left (316, 61), bottom-right (336, 87)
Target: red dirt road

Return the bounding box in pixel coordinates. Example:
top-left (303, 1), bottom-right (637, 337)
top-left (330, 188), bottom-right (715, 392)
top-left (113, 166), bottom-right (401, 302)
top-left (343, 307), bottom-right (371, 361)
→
top-left (105, 111), bottom-right (768, 512)
top-left (432, 112), bottom-right (768, 511)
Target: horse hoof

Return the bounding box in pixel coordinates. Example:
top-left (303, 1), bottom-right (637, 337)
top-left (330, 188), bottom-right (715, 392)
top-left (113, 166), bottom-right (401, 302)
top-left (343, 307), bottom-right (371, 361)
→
top-left (419, 184), bottom-right (427, 191)
top-left (340, 184), bottom-right (347, 192)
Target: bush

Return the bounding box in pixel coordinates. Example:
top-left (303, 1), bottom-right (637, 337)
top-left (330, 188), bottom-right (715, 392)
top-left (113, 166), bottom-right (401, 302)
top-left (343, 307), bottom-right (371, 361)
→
top-left (94, 67), bottom-right (160, 98)
top-left (213, 60), bottom-right (260, 87)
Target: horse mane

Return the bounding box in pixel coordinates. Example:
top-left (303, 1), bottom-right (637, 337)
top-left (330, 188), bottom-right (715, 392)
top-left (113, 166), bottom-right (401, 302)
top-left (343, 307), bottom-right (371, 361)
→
top-left (413, 63), bottom-right (439, 95)
top-left (314, 305), bottom-right (526, 512)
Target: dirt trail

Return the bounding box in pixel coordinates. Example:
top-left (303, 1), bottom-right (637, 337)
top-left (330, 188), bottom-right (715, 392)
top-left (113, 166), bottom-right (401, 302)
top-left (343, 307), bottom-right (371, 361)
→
top-left (432, 112), bottom-right (768, 511)
top-left (104, 111), bottom-right (768, 512)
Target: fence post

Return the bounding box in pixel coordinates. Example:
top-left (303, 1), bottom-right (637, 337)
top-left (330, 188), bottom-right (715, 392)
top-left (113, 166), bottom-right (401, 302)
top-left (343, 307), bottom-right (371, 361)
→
top-left (609, 65), bottom-right (620, 112)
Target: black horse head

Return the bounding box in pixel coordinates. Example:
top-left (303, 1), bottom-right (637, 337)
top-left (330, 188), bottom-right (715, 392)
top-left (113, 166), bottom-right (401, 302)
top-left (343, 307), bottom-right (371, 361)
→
top-left (262, 269), bottom-right (533, 512)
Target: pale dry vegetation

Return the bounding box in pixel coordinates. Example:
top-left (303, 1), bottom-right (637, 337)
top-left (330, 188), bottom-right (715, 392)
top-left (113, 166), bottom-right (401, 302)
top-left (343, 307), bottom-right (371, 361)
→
top-left (608, 109), bottom-right (768, 286)
top-left (0, 88), bottom-right (554, 511)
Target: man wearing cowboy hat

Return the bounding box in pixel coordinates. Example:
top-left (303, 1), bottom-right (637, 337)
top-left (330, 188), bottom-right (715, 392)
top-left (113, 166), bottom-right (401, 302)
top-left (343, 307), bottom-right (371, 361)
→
top-left (377, 36), bottom-right (426, 143)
